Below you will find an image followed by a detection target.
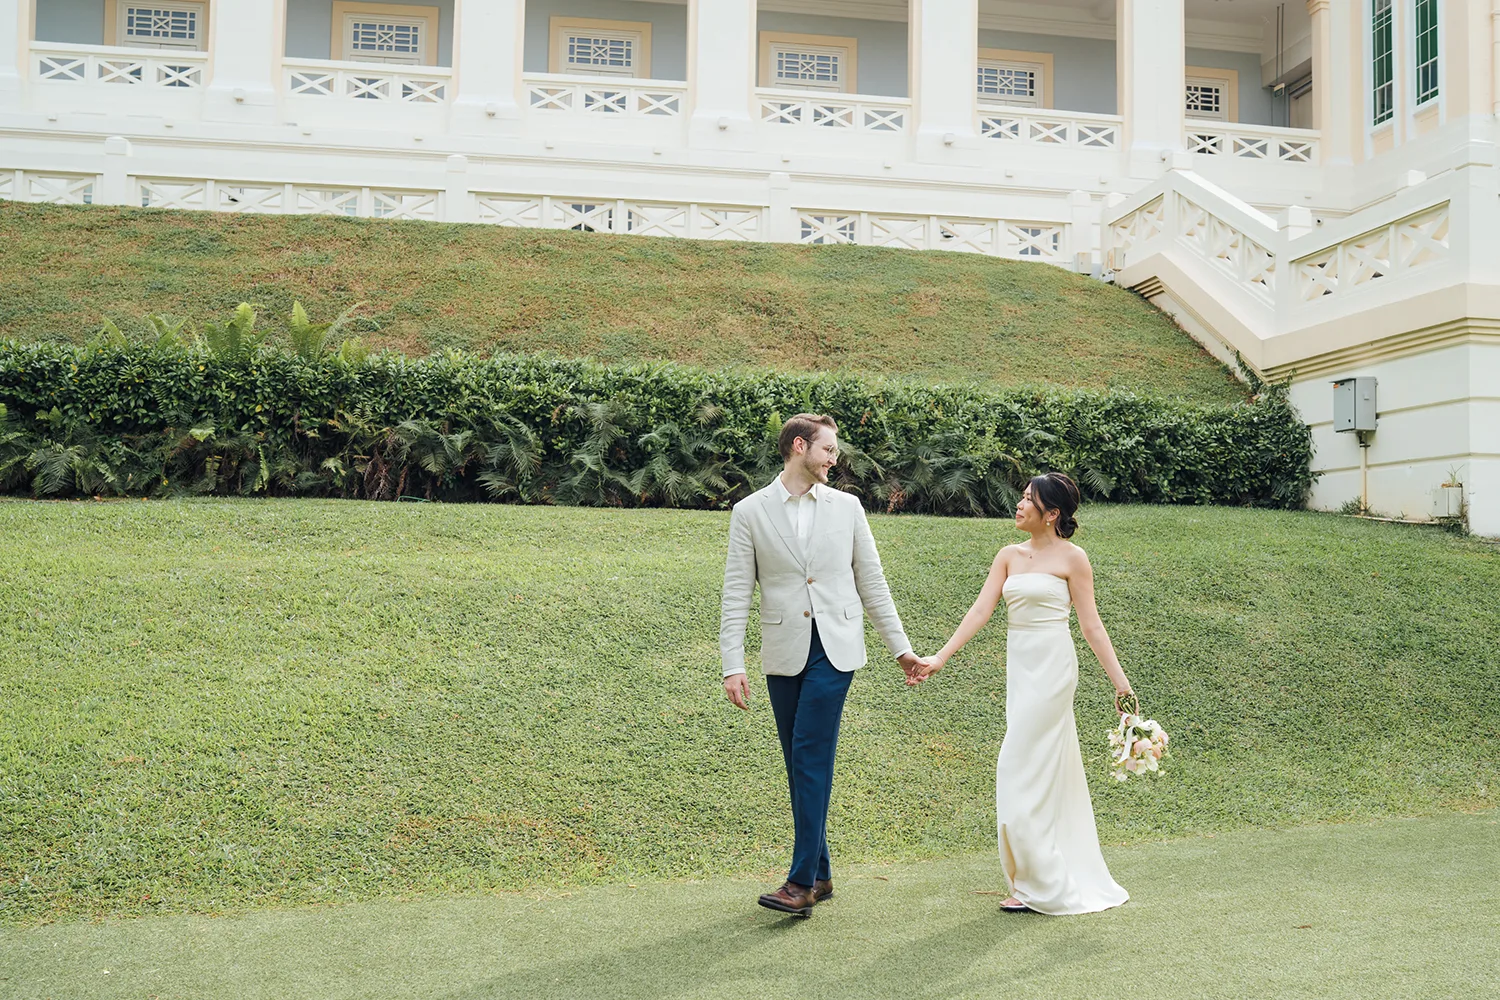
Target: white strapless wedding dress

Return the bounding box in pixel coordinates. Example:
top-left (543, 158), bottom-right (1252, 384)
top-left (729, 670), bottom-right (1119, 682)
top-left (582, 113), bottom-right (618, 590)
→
top-left (995, 572), bottom-right (1128, 915)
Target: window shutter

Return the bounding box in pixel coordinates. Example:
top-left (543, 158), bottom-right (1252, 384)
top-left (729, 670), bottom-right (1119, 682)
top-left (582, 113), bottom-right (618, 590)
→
top-left (118, 3), bottom-right (204, 49)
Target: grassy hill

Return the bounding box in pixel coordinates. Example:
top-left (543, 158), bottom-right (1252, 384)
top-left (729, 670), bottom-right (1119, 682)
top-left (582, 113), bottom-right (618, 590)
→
top-left (1, 498), bottom-right (1494, 925)
top-left (0, 201), bottom-right (1245, 403)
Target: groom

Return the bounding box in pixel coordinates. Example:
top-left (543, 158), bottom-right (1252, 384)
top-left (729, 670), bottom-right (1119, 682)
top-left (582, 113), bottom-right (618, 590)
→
top-left (720, 413), bottom-right (926, 917)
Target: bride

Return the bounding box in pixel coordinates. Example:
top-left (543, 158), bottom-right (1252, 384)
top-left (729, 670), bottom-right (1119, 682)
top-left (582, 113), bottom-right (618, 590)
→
top-left (914, 472), bottom-right (1132, 915)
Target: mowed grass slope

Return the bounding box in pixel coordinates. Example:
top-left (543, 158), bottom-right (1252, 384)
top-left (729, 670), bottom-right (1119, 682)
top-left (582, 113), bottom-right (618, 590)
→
top-left (1, 499), bottom-right (1495, 926)
top-left (0, 201), bottom-right (1244, 402)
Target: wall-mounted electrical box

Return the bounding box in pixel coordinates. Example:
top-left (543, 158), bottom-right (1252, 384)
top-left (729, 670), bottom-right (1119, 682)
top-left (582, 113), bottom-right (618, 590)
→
top-left (1333, 377), bottom-right (1377, 433)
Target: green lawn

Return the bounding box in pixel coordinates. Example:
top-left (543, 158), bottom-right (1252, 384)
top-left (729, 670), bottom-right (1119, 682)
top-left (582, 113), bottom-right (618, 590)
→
top-left (2, 813), bottom-right (1495, 1000)
top-left (0, 499), bottom-right (1495, 928)
top-left (0, 201), bottom-right (1245, 402)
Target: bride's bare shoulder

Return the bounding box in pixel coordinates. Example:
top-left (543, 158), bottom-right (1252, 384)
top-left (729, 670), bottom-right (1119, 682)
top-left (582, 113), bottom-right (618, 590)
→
top-left (1063, 541), bottom-right (1092, 569)
top-left (993, 543), bottom-right (1022, 567)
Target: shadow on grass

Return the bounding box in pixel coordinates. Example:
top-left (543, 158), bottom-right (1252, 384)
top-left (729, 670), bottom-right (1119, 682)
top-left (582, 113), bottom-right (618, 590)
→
top-left (455, 909), bottom-right (1037, 1000)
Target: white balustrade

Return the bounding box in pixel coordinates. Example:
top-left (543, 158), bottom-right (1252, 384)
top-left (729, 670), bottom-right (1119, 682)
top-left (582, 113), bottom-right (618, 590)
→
top-left (796, 211), bottom-right (1066, 260)
top-left (978, 107), bottom-right (1120, 149)
top-left (1294, 204), bottom-right (1449, 302)
top-left (1173, 193), bottom-right (1276, 300)
top-left (0, 169), bottom-right (98, 204)
top-left (32, 42), bottom-right (206, 89)
top-left (1186, 123), bottom-right (1319, 164)
top-left (284, 59), bottom-right (451, 104)
top-left (525, 74), bottom-right (687, 118)
top-left (475, 195), bottom-right (761, 240)
top-left (758, 90), bottom-right (909, 134)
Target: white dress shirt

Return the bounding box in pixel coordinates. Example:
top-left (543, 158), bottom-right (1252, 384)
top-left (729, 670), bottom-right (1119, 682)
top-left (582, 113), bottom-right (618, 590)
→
top-left (773, 473), bottom-right (820, 545)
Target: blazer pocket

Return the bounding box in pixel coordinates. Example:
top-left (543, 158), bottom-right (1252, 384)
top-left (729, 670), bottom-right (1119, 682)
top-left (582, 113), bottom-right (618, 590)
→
top-left (761, 609), bottom-right (784, 625)
top-left (843, 604), bottom-right (862, 620)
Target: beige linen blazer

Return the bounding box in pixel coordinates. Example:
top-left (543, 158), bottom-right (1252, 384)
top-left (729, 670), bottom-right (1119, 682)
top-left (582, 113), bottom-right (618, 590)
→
top-left (720, 478), bottom-right (912, 677)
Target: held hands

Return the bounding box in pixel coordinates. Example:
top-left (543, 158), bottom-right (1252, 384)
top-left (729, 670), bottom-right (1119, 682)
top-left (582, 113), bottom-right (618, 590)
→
top-left (900, 652), bottom-right (945, 687)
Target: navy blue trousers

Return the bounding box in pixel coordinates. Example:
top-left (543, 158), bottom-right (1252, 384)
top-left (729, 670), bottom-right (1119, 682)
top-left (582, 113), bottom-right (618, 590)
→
top-left (764, 623), bottom-right (854, 888)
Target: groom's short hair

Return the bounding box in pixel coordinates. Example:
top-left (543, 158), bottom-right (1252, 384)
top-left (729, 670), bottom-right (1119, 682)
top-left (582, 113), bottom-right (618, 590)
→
top-left (778, 413), bottom-right (838, 461)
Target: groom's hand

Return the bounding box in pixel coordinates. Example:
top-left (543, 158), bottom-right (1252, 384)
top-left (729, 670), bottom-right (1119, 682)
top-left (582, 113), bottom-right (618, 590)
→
top-left (723, 673), bottom-right (751, 711)
top-left (897, 651), bottom-right (925, 685)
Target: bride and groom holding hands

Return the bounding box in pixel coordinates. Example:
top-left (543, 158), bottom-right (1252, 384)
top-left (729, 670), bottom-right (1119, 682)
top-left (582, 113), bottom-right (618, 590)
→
top-left (719, 413), bottom-right (1134, 918)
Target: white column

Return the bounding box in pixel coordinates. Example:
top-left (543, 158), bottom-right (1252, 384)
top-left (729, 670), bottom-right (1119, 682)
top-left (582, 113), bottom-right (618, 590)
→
top-left (0, 0), bottom-right (29, 104)
top-left (452, 0), bottom-right (525, 134)
top-left (687, 0), bottom-right (757, 147)
top-left (910, 0), bottom-right (978, 157)
top-left (1116, 0), bottom-right (1184, 178)
top-left (1306, 0), bottom-right (1354, 167)
top-left (204, 0), bottom-right (284, 124)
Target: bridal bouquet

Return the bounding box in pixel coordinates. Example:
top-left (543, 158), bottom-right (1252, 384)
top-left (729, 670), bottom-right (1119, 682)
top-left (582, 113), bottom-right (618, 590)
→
top-left (1107, 695), bottom-right (1169, 781)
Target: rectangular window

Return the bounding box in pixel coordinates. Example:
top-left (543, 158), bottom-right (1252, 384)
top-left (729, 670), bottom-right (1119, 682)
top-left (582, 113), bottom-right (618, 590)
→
top-left (116, 2), bottom-right (204, 49)
top-left (1372, 0), bottom-right (1394, 124)
top-left (333, 4), bottom-right (439, 66)
top-left (550, 18), bottom-right (651, 79)
top-left (564, 32), bottom-right (638, 76)
top-left (774, 47), bottom-right (843, 90)
top-left (1185, 78), bottom-right (1227, 121)
top-left (760, 32), bottom-right (856, 93)
top-left (1414, 0), bottom-right (1439, 105)
top-left (977, 61), bottom-right (1041, 107)
top-left (344, 15), bottom-right (424, 64)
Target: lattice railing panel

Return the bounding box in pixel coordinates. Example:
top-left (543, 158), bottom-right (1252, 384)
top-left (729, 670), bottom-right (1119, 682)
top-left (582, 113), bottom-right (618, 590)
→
top-left (138, 178), bottom-right (207, 210)
top-left (217, 184), bottom-right (287, 214)
top-left (1109, 196), bottom-right (1166, 261)
top-left (22, 173), bottom-right (98, 205)
top-left (979, 109), bottom-right (1120, 149)
top-left (625, 203), bottom-right (690, 239)
top-left (1008, 224), bottom-right (1062, 260)
top-left (32, 44), bottom-right (207, 89)
top-left (1173, 194), bottom-right (1275, 301)
top-left (476, 195), bottom-right (545, 228)
top-left (1186, 125), bottom-right (1319, 164)
top-left (372, 190), bottom-right (439, 221)
top-left (285, 60), bottom-right (450, 104)
top-left (759, 91), bottom-right (909, 134)
top-left (798, 213), bottom-right (857, 245)
top-left (699, 207), bottom-right (761, 241)
top-left (295, 187), bottom-right (361, 216)
top-left (1295, 203), bottom-right (1449, 302)
top-left (525, 76), bottom-right (687, 117)
top-left (870, 216), bottom-right (927, 250)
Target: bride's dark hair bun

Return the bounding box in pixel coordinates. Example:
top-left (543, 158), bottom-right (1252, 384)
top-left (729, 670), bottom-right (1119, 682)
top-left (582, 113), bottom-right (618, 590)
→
top-left (1029, 472), bottom-right (1080, 538)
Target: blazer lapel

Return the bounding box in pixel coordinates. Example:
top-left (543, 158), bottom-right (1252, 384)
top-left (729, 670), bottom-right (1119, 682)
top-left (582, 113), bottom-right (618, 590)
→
top-left (761, 488), bottom-right (807, 570)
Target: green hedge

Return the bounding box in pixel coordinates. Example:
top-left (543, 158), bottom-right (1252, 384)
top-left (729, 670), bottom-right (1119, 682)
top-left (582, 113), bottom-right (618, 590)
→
top-left (0, 340), bottom-right (1313, 514)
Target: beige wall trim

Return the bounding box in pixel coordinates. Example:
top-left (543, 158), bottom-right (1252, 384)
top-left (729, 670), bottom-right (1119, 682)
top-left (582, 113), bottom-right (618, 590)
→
top-left (759, 30), bottom-right (858, 93)
top-left (1264, 318), bottom-right (1500, 381)
top-left (1308, 397), bottom-right (1500, 431)
top-left (977, 47), bottom-right (1054, 109)
top-left (548, 16), bottom-right (653, 78)
top-left (331, 2), bottom-right (440, 65)
top-left (1316, 452), bottom-right (1500, 475)
top-left (1185, 64), bottom-right (1239, 122)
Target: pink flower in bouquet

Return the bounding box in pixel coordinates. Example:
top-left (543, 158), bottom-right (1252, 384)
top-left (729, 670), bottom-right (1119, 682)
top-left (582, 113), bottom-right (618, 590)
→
top-left (1132, 738), bottom-right (1153, 755)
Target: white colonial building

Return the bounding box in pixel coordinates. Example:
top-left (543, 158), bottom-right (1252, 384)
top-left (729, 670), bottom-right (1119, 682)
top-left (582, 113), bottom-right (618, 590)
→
top-left (1, 0), bottom-right (1498, 532)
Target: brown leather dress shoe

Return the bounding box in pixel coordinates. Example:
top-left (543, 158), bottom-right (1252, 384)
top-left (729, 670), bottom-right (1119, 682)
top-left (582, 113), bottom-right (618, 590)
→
top-left (757, 881), bottom-right (816, 917)
top-left (813, 878), bottom-right (833, 902)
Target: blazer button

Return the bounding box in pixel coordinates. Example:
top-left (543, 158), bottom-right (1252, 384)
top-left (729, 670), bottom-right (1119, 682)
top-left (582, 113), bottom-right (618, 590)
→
top-left (803, 611), bottom-right (811, 618)
top-left (806, 577), bottom-right (815, 584)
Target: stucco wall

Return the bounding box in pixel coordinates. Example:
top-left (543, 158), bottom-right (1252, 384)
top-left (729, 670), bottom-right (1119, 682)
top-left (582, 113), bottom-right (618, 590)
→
top-left (522, 0), bottom-right (689, 80)
top-left (757, 11), bottom-right (908, 98)
top-left (976, 29), bottom-right (1115, 114)
top-left (1186, 46), bottom-right (1276, 125)
top-left (286, 0), bottom-right (456, 66)
top-left (35, 0), bottom-right (110, 45)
